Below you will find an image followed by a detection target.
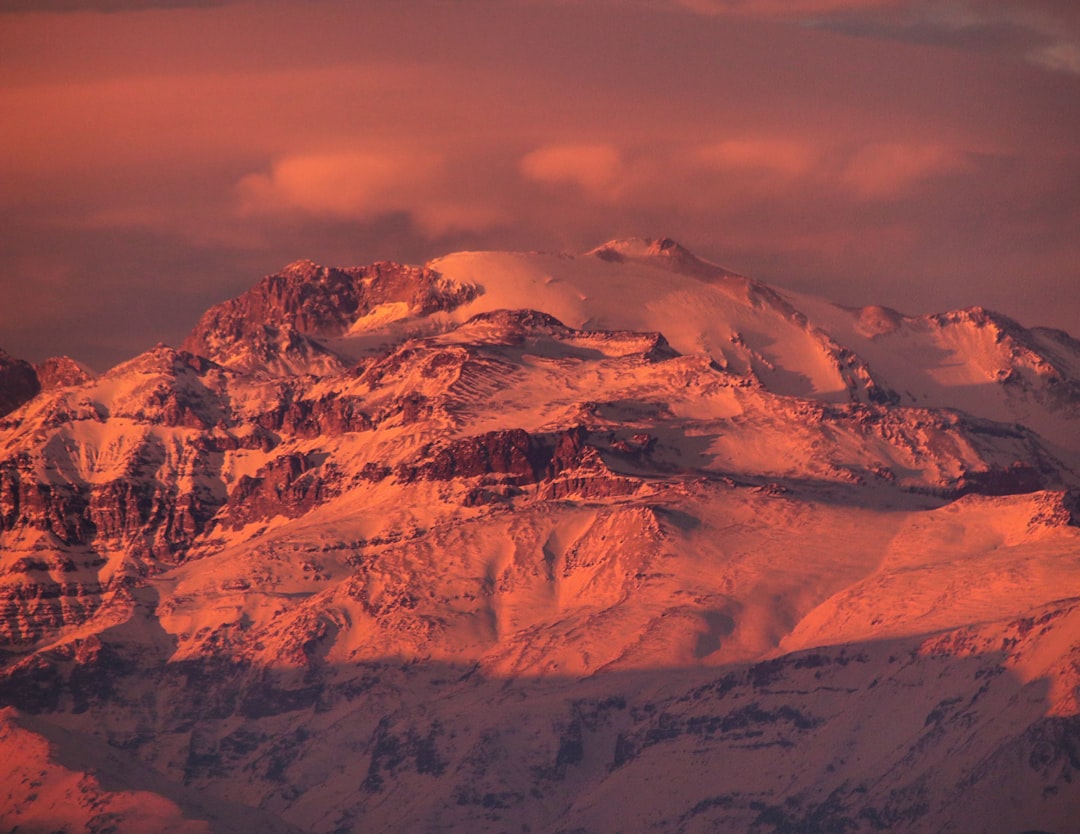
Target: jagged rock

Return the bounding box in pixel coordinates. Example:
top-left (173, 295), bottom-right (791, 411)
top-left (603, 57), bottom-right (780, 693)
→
top-left (183, 260), bottom-right (478, 373)
top-left (462, 308), bottom-right (679, 362)
top-left (255, 391), bottom-right (373, 437)
top-left (536, 427), bottom-right (645, 500)
top-left (34, 356), bottom-right (94, 390)
top-left (228, 452), bottom-right (334, 527)
top-left (0, 463), bottom-right (92, 544)
top-left (0, 348), bottom-right (40, 418)
top-left (403, 429), bottom-right (542, 484)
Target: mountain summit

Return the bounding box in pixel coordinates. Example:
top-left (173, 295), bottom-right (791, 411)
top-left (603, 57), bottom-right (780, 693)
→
top-left (1, 240), bottom-right (1078, 833)
top-left (183, 259), bottom-right (479, 375)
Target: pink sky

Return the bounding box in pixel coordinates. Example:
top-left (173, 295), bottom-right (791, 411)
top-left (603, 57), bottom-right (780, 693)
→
top-left (1, 0), bottom-right (1078, 369)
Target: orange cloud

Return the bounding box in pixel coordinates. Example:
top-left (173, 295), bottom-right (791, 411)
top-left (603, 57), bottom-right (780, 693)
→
top-left (234, 149), bottom-right (503, 233)
top-left (237, 151), bottom-right (442, 217)
top-left (236, 150), bottom-right (504, 235)
top-left (840, 143), bottom-right (970, 198)
top-left (694, 139), bottom-right (819, 177)
top-left (520, 143), bottom-right (623, 195)
top-left (692, 138), bottom-right (972, 200)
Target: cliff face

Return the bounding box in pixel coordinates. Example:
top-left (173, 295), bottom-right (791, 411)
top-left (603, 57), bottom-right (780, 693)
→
top-left (2, 241), bottom-right (1080, 834)
top-left (0, 350), bottom-right (40, 419)
top-left (34, 356), bottom-right (94, 391)
top-left (181, 259), bottom-right (479, 375)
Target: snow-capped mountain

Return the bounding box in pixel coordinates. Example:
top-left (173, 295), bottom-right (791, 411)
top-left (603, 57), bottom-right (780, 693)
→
top-left (1, 239), bottom-right (1078, 833)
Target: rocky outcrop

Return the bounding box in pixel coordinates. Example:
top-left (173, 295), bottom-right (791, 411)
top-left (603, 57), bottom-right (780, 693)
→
top-left (590, 236), bottom-right (742, 283)
top-left (183, 260), bottom-right (478, 373)
top-left (228, 452), bottom-right (335, 527)
top-left (98, 346), bottom-right (230, 429)
top-left (0, 575), bottom-right (106, 647)
top-left (254, 391), bottom-right (374, 438)
top-left (34, 356), bottom-right (94, 390)
top-left (821, 341), bottom-right (899, 405)
top-left (539, 429), bottom-right (643, 500)
top-left (390, 426), bottom-right (647, 502)
top-left (88, 478), bottom-right (220, 559)
top-left (405, 429), bottom-right (541, 485)
top-left (929, 306), bottom-right (1073, 392)
top-left (1026, 489), bottom-right (1080, 530)
top-left (0, 454), bottom-right (222, 555)
top-left (0, 349), bottom-right (40, 418)
top-left (0, 461), bottom-right (92, 544)
top-left (952, 462), bottom-right (1046, 497)
top-left (462, 309), bottom-right (679, 361)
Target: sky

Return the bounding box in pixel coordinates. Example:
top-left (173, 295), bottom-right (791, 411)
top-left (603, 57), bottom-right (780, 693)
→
top-left (1, 0), bottom-right (1078, 371)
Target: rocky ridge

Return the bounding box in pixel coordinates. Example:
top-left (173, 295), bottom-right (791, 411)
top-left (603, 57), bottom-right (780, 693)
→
top-left (182, 259), bottom-right (479, 376)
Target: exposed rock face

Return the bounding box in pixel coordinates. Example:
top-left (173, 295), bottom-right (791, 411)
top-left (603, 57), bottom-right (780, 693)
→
top-left (34, 355), bottom-right (95, 390)
top-left (0, 442), bottom-right (222, 645)
top-left (0, 349), bottom-right (40, 418)
top-left (462, 308), bottom-right (680, 362)
top-left (408, 429), bottom-right (541, 484)
top-left (228, 452), bottom-right (334, 527)
top-left (590, 236), bottom-right (743, 283)
top-left (183, 260), bottom-right (479, 374)
top-left (2, 242), bottom-right (1080, 834)
top-left (253, 391), bottom-right (374, 437)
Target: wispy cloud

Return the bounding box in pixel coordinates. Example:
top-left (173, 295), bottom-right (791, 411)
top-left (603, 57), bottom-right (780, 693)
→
top-left (237, 151), bottom-right (503, 235)
top-left (694, 139), bottom-right (819, 177)
top-left (839, 143), bottom-right (970, 198)
top-left (237, 152), bottom-right (444, 218)
top-left (651, 0), bottom-right (1080, 75)
top-left (520, 143), bottom-right (624, 196)
top-left (1028, 38), bottom-right (1080, 74)
top-left (826, 2), bottom-right (1080, 76)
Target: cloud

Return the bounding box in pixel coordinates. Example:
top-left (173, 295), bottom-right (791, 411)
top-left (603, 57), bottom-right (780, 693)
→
top-left (689, 137), bottom-right (971, 200)
top-left (694, 139), bottom-right (819, 177)
top-left (802, 0), bottom-right (1080, 75)
top-left (1028, 40), bottom-right (1080, 74)
top-left (655, 0), bottom-right (1080, 75)
top-left (520, 143), bottom-right (624, 195)
top-left (840, 143), bottom-right (970, 198)
top-left (236, 151), bottom-right (503, 236)
top-left (237, 151), bottom-right (442, 218)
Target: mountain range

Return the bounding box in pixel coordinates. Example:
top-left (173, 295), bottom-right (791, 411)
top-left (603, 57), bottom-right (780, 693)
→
top-left (1, 237), bottom-right (1078, 833)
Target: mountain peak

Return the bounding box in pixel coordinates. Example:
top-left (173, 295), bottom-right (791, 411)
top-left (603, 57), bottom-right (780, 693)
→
top-left (33, 355), bottom-right (95, 390)
top-left (182, 259), bottom-right (478, 374)
top-left (283, 257), bottom-right (321, 272)
top-left (588, 236), bottom-right (743, 281)
top-left (0, 348), bottom-right (40, 418)
top-left (590, 235), bottom-right (687, 257)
